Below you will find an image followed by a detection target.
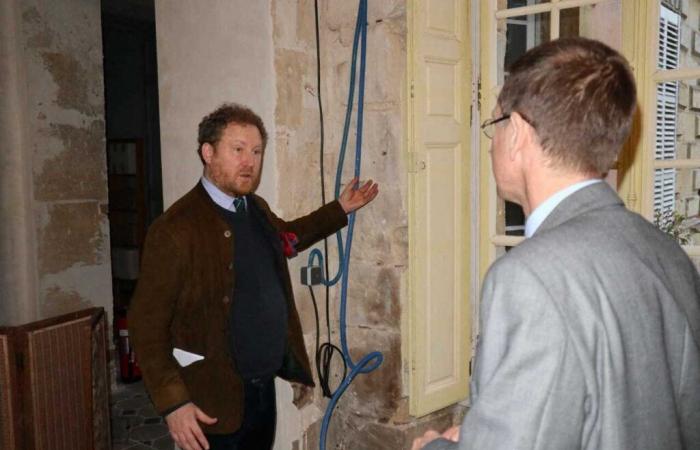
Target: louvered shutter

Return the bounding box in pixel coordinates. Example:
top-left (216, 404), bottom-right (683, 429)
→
top-left (654, 5), bottom-right (680, 214)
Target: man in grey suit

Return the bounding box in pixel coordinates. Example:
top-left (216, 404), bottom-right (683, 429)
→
top-left (414, 37), bottom-right (700, 450)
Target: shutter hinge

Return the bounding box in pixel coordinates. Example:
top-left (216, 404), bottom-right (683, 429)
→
top-left (408, 152), bottom-right (426, 173)
top-left (472, 77), bottom-right (482, 126)
top-left (477, 77), bottom-right (482, 111)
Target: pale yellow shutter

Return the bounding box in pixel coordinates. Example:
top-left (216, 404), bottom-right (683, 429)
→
top-left (407, 0), bottom-right (472, 417)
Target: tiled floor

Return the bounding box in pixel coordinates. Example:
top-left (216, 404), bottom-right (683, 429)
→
top-left (111, 380), bottom-right (175, 450)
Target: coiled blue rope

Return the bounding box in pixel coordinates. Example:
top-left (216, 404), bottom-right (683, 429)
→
top-left (306, 1), bottom-right (384, 449)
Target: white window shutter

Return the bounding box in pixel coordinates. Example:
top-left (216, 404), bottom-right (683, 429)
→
top-left (654, 5), bottom-right (680, 215)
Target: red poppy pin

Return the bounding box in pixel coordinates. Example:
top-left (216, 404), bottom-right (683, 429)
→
top-left (280, 232), bottom-right (299, 258)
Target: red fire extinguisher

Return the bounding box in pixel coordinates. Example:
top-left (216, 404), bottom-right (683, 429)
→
top-left (116, 310), bottom-right (141, 382)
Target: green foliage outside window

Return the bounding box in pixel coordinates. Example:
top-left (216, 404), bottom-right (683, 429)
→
top-left (654, 209), bottom-right (700, 245)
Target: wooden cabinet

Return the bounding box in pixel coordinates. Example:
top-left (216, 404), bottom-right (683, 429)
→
top-left (0, 308), bottom-right (110, 449)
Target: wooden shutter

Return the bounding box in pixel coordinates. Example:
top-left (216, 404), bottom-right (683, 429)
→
top-left (654, 5), bottom-right (680, 214)
top-left (408, 0), bottom-right (472, 417)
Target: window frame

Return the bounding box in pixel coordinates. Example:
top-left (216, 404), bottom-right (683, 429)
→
top-left (620, 0), bottom-right (700, 257)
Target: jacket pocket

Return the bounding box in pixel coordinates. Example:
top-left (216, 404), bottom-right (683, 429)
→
top-left (180, 357), bottom-right (243, 427)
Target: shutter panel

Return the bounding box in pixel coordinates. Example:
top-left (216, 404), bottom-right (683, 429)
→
top-left (654, 5), bottom-right (680, 214)
top-left (408, 0), bottom-right (472, 416)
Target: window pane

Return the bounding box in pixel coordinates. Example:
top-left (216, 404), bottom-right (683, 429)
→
top-left (653, 167), bottom-right (700, 245)
top-left (497, 0), bottom-right (550, 12)
top-left (497, 12), bottom-right (551, 86)
top-left (559, 7), bottom-right (581, 39)
top-left (505, 202), bottom-right (525, 236)
top-left (574, 0), bottom-right (622, 50)
top-left (672, 79), bottom-right (700, 160)
top-left (497, 8), bottom-right (550, 233)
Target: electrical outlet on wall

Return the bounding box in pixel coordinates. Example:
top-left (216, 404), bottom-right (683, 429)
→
top-left (300, 266), bottom-right (323, 286)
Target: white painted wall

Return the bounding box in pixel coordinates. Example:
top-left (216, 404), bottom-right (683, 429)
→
top-left (154, 2), bottom-right (304, 449)
top-left (155, 0), bottom-right (277, 208)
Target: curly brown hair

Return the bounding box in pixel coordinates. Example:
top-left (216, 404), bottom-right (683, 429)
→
top-left (196, 103), bottom-right (268, 164)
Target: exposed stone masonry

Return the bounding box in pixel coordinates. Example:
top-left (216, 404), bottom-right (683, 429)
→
top-left (272, 1), bottom-right (464, 447)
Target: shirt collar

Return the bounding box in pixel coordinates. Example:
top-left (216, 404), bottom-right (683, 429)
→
top-left (200, 176), bottom-right (246, 211)
top-left (525, 179), bottom-right (602, 238)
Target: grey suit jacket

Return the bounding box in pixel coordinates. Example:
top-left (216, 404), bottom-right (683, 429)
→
top-left (427, 183), bottom-right (700, 450)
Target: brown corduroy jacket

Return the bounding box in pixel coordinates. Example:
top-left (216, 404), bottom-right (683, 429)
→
top-left (128, 183), bottom-right (347, 434)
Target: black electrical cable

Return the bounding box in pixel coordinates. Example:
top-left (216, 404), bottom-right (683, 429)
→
top-left (312, 0), bottom-right (346, 398)
top-left (313, 0), bottom-right (330, 334)
top-left (309, 286), bottom-right (347, 398)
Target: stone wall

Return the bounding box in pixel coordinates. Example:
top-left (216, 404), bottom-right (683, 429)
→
top-left (272, 1), bottom-right (463, 448)
top-left (0, 0), bottom-right (110, 326)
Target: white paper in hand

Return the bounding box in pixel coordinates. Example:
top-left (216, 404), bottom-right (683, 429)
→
top-left (172, 348), bottom-right (204, 367)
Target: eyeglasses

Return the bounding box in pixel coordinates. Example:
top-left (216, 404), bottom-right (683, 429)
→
top-left (481, 114), bottom-right (511, 139)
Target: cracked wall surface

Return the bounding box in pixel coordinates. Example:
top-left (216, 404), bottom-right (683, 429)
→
top-left (272, 1), bottom-right (464, 448)
top-left (0, 0), bottom-right (110, 326)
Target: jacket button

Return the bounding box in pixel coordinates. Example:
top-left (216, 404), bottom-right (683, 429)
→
top-left (224, 230), bottom-right (231, 238)
top-left (222, 295), bottom-right (230, 304)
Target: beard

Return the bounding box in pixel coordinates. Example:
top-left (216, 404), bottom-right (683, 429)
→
top-left (207, 164), bottom-right (260, 196)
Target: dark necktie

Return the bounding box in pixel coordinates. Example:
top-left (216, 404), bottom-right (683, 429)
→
top-left (233, 197), bottom-right (245, 214)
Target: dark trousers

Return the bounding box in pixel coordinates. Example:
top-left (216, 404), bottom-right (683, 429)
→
top-left (206, 377), bottom-right (276, 450)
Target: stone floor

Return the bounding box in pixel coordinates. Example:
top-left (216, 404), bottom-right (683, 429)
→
top-left (111, 380), bottom-right (175, 450)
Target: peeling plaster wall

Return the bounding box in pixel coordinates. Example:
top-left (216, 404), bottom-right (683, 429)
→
top-left (0, 0), bottom-right (111, 325)
top-left (272, 1), bottom-right (463, 448)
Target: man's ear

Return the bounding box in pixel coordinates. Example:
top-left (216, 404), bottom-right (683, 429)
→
top-left (508, 112), bottom-right (535, 160)
top-left (201, 143), bottom-right (215, 164)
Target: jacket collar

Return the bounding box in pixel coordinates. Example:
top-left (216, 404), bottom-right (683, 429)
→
top-left (534, 182), bottom-right (624, 236)
top-left (194, 182), bottom-right (280, 247)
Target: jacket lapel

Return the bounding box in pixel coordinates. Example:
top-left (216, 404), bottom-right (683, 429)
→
top-left (247, 196), bottom-right (284, 257)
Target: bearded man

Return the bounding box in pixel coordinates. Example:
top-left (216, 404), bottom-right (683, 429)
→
top-left (130, 103), bottom-right (378, 450)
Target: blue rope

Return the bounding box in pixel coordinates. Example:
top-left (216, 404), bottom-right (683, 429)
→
top-left (306, 0), bottom-right (364, 286)
top-left (314, 2), bottom-right (384, 449)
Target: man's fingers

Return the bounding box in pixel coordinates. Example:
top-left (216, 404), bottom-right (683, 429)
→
top-left (359, 179), bottom-right (376, 192)
top-left (368, 184), bottom-right (379, 199)
top-left (361, 185), bottom-right (379, 204)
top-left (345, 177), bottom-right (359, 191)
top-left (195, 407), bottom-right (218, 425)
top-left (442, 425), bottom-right (460, 441)
top-left (358, 179), bottom-right (373, 192)
top-left (338, 178), bottom-right (379, 213)
top-left (172, 431), bottom-right (195, 450)
top-left (182, 429), bottom-right (205, 450)
top-left (411, 430), bottom-right (441, 450)
top-left (165, 403), bottom-right (214, 450)
top-left (192, 426), bottom-right (210, 450)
